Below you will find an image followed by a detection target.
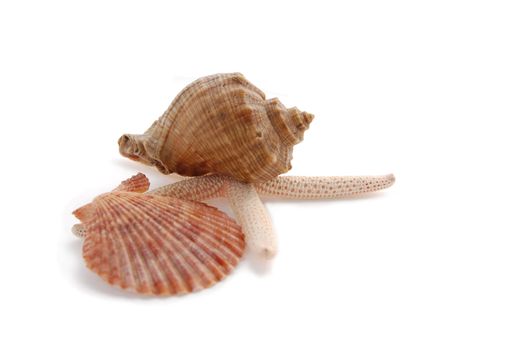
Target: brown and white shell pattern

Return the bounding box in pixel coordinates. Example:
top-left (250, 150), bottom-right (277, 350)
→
top-left (118, 73), bottom-right (314, 183)
top-left (73, 173), bottom-right (245, 296)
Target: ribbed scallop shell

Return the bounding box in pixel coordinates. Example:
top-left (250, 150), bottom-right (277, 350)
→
top-left (74, 174), bottom-right (245, 296)
top-left (113, 172), bottom-right (150, 193)
top-left (118, 73), bottom-right (314, 183)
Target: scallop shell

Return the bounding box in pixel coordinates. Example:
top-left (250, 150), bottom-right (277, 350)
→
top-left (118, 73), bottom-right (314, 183)
top-left (73, 173), bottom-right (245, 295)
top-left (113, 172), bottom-right (150, 193)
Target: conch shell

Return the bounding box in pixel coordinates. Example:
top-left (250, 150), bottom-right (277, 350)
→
top-left (118, 73), bottom-right (314, 183)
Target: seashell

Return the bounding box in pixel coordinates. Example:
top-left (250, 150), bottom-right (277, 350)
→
top-left (113, 172), bottom-right (151, 193)
top-left (118, 73), bottom-right (314, 183)
top-left (73, 173), bottom-right (245, 295)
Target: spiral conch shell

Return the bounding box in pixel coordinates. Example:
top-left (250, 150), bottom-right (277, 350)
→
top-left (118, 73), bottom-right (314, 183)
top-left (73, 173), bottom-right (245, 295)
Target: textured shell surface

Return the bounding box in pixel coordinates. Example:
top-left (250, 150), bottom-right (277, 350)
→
top-left (119, 73), bottom-right (314, 183)
top-left (73, 173), bottom-right (245, 296)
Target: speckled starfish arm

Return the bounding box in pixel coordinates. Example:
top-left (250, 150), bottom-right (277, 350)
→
top-left (225, 180), bottom-right (277, 259)
top-left (149, 174), bottom-right (226, 201)
top-left (72, 223), bottom-right (87, 238)
top-left (150, 174), bottom-right (396, 200)
top-left (254, 174), bottom-right (395, 199)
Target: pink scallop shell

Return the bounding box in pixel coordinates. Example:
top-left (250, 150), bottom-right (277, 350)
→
top-left (74, 173), bottom-right (245, 295)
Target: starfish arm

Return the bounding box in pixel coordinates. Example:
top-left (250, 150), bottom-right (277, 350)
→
top-left (149, 174), bottom-right (226, 201)
top-left (225, 179), bottom-right (277, 259)
top-left (254, 174), bottom-right (395, 199)
top-left (71, 223), bottom-right (87, 238)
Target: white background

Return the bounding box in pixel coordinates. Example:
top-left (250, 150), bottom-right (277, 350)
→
top-left (1, 1), bottom-right (525, 349)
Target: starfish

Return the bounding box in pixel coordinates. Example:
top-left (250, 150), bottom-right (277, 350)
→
top-left (73, 173), bottom-right (395, 259)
